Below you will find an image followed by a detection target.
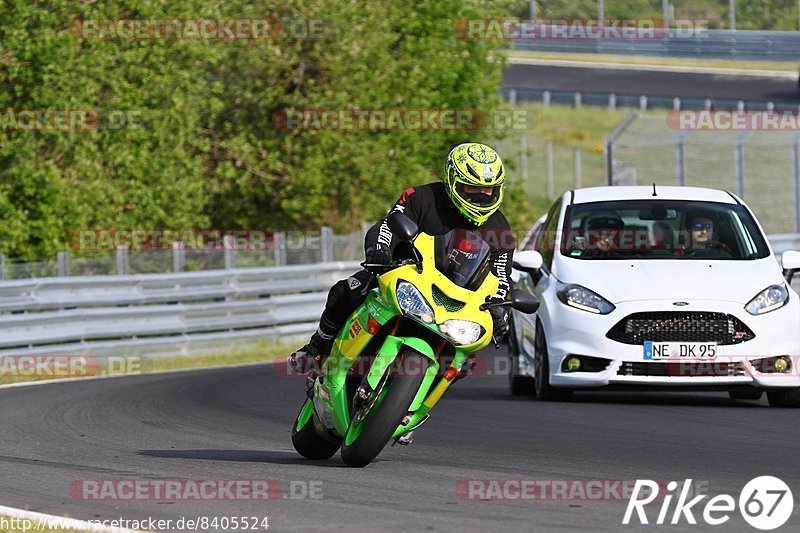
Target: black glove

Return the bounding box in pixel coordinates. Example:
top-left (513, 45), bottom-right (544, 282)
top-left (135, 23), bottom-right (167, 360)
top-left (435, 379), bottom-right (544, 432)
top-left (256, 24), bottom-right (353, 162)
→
top-left (365, 244), bottom-right (392, 267)
top-left (487, 299), bottom-right (510, 341)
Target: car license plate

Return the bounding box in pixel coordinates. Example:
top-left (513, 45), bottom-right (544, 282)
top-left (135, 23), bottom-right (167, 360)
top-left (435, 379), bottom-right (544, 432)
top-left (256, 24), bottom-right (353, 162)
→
top-left (643, 341), bottom-right (717, 360)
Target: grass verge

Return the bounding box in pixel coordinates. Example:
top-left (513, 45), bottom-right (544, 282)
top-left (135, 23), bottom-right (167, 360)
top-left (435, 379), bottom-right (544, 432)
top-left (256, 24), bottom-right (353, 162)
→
top-left (507, 50), bottom-right (799, 73)
top-left (0, 340), bottom-right (293, 386)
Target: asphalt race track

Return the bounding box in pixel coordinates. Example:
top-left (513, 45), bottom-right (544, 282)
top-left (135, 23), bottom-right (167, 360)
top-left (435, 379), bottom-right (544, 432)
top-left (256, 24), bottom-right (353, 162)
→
top-left (503, 63), bottom-right (800, 104)
top-left (1, 349), bottom-right (799, 532)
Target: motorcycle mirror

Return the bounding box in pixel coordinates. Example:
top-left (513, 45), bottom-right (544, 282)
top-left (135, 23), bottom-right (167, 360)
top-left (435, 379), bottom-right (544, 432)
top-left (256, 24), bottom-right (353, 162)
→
top-left (510, 289), bottom-right (540, 314)
top-left (387, 211), bottom-right (418, 242)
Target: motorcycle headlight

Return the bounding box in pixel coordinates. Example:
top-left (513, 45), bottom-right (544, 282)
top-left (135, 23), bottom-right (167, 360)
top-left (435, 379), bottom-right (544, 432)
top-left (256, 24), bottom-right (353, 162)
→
top-left (556, 282), bottom-right (615, 315)
top-left (440, 319), bottom-right (483, 346)
top-left (745, 284), bottom-right (789, 315)
top-left (396, 281), bottom-right (434, 323)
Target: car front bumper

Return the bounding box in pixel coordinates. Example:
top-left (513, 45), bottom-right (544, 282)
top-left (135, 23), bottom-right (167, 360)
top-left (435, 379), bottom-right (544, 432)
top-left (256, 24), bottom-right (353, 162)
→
top-left (542, 297), bottom-right (800, 389)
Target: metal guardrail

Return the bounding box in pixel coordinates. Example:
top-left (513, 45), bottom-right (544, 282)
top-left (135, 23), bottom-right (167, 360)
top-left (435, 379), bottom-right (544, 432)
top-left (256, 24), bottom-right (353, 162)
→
top-left (513, 29), bottom-right (800, 62)
top-left (0, 261), bottom-right (360, 358)
top-left (0, 233), bottom-right (797, 360)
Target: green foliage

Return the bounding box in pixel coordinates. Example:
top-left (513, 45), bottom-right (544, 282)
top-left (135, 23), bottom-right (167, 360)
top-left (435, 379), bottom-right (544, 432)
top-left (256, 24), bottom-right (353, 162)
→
top-left (0, 0), bottom-right (511, 259)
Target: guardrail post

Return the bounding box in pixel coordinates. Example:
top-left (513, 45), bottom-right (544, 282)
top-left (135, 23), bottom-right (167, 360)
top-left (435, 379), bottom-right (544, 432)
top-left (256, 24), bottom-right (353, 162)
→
top-left (673, 97), bottom-right (681, 111)
top-left (608, 93), bottom-right (616, 110)
top-left (223, 234), bottom-right (236, 269)
top-left (676, 138), bottom-right (686, 186)
top-left (767, 102), bottom-right (775, 112)
top-left (639, 96), bottom-right (648, 112)
top-left (574, 92), bottom-right (581, 108)
top-left (273, 232), bottom-right (287, 266)
top-left (320, 227), bottom-right (334, 263)
top-left (704, 98), bottom-right (712, 111)
top-left (574, 149), bottom-right (582, 188)
top-left (542, 90), bottom-right (550, 107)
top-left (0, 254), bottom-right (5, 280)
top-left (508, 88), bottom-right (517, 105)
top-left (173, 240), bottom-right (185, 272)
top-left (546, 141), bottom-right (554, 198)
top-left (116, 246), bottom-right (128, 275)
top-left (737, 100), bottom-right (745, 112)
top-left (57, 251), bottom-right (69, 277)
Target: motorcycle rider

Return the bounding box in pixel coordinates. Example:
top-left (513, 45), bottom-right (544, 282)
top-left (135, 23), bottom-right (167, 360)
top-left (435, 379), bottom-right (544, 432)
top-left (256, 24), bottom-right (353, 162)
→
top-left (289, 142), bottom-right (516, 380)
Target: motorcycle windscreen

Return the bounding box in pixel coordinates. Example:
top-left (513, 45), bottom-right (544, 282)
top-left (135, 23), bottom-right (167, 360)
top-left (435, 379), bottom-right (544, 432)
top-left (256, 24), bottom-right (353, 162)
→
top-left (434, 229), bottom-right (492, 290)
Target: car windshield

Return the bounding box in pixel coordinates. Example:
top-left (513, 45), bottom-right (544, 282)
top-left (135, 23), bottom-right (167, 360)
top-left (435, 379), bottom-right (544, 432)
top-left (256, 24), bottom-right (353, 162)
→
top-left (434, 229), bottom-right (492, 289)
top-left (560, 200), bottom-right (771, 260)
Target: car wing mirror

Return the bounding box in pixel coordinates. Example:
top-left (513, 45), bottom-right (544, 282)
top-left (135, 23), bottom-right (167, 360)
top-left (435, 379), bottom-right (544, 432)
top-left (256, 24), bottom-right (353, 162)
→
top-left (512, 250), bottom-right (543, 273)
top-left (782, 250), bottom-right (800, 283)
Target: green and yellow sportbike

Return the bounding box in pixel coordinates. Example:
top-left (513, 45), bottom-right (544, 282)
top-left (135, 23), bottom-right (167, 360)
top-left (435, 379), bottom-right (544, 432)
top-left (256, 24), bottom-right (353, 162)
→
top-left (291, 213), bottom-right (539, 467)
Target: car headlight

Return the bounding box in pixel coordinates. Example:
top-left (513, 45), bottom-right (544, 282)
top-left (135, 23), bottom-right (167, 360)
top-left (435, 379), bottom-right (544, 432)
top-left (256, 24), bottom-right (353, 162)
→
top-left (556, 282), bottom-right (615, 315)
top-left (396, 281), bottom-right (434, 323)
top-left (440, 319), bottom-right (483, 345)
top-left (745, 284), bottom-right (789, 315)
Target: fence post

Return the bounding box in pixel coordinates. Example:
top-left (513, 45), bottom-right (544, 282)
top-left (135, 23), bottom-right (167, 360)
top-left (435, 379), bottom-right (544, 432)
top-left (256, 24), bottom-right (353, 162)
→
top-left (57, 251), bottom-right (69, 277)
top-left (543, 90), bottom-right (551, 107)
top-left (0, 254), bottom-right (5, 280)
top-left (793, 138), bottom-right (800, 233)
top-left (520, 134), bottom-right (529, 188)
top-left (734, 140), bottom-right (745, 198)
top-left (767, 102), bottom-right (775, 112)
top-left (173, 240), bottom-right (185, 272)
top-left (509, 88), bottom-right (517, 105)
top-left (737, 100), bottom-right (745, 112)
top-left (574, 149), bottom-right (582, 188)
top-left (673, 97), bottom-right (681, 111)
top-left (546, 141), bottom-right (554, 198)
top-left (676, 138), bottom-right (686, 186)
top-left (116, 246), bottom-right (128, 275)
top-left (223, 234), bottom-right (236, 269)
top-left (704, 98), bottom-right (712, 111)
top-left (608, 93), bottom-right (616, 110)
top-left (574, 92), bottom-right (582, 108)
top-left (639, 95), bottom-right (648, 112)
top-left (273, 232), bottom-right (287, 266)
top-left (320, 226), bottom-right (334, 263)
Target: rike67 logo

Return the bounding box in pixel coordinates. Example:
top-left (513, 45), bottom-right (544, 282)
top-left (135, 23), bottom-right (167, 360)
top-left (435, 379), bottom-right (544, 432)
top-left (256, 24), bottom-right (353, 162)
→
top-left (624, 476), bottom-right (793, 530)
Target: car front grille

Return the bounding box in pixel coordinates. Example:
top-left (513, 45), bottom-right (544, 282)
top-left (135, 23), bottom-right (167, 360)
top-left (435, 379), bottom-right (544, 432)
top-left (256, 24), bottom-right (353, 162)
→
top-left (606, 312), bottom-right (755, 345)
top-left (431, 285), bottom-right (465, 312)
top-left (617, 361), bottom-right (746, 377)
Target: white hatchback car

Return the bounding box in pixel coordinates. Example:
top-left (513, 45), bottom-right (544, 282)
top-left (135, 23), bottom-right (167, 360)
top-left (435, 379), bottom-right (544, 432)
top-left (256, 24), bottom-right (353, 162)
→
top-left (509, 186), bottom-right (800, 407)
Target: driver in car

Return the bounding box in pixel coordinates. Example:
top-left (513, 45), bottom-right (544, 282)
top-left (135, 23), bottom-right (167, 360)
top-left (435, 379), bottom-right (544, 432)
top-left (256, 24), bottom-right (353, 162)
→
top-left (288, 143), bottom-right (516, 379)
top-left (684, 215), bottom-right (731, 258)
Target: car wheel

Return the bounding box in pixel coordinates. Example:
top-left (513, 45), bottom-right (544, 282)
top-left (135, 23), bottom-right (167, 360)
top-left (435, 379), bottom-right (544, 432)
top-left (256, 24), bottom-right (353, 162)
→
top-left (508, 315), bottom-right (534, 396)
top-left (533, 321), bottom-right (573, 402)
top-left (766, 388), bottom-right (800, 408)
top-left (728, 390), bottom-right (763, 401)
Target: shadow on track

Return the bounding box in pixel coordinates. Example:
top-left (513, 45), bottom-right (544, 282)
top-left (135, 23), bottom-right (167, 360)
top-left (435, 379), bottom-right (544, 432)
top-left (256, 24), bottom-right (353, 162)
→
top-left (138, 449), bottom-right (346, 467)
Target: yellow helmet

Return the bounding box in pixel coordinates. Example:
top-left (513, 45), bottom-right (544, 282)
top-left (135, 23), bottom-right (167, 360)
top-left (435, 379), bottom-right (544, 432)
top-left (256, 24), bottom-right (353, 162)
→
top-left (444, 143), bottom-right (506, 226)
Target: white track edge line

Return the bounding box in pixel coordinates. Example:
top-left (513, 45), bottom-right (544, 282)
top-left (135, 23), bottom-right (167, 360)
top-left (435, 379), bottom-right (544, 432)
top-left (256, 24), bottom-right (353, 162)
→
top-left (0, 504), bottom-right (144, 533)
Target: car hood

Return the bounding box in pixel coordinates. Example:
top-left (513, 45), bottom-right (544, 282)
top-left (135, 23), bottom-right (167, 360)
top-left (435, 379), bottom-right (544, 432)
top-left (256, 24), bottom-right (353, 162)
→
top-left (555, 256), bottom-right (784, 304)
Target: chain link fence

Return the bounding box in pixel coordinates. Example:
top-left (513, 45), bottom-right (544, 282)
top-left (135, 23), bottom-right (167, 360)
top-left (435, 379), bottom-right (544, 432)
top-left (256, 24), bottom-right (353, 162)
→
top-left (607, 114), bottom-right (800, 234)
top-left (495, 134), bottom-right (605, 200)
top-left (0, 228), bottom-right (367, 280)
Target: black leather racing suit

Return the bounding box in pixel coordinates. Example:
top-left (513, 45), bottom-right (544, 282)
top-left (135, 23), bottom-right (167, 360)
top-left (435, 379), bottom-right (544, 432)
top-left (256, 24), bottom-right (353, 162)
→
top-left (312, 182), bottom-right (516, 342)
